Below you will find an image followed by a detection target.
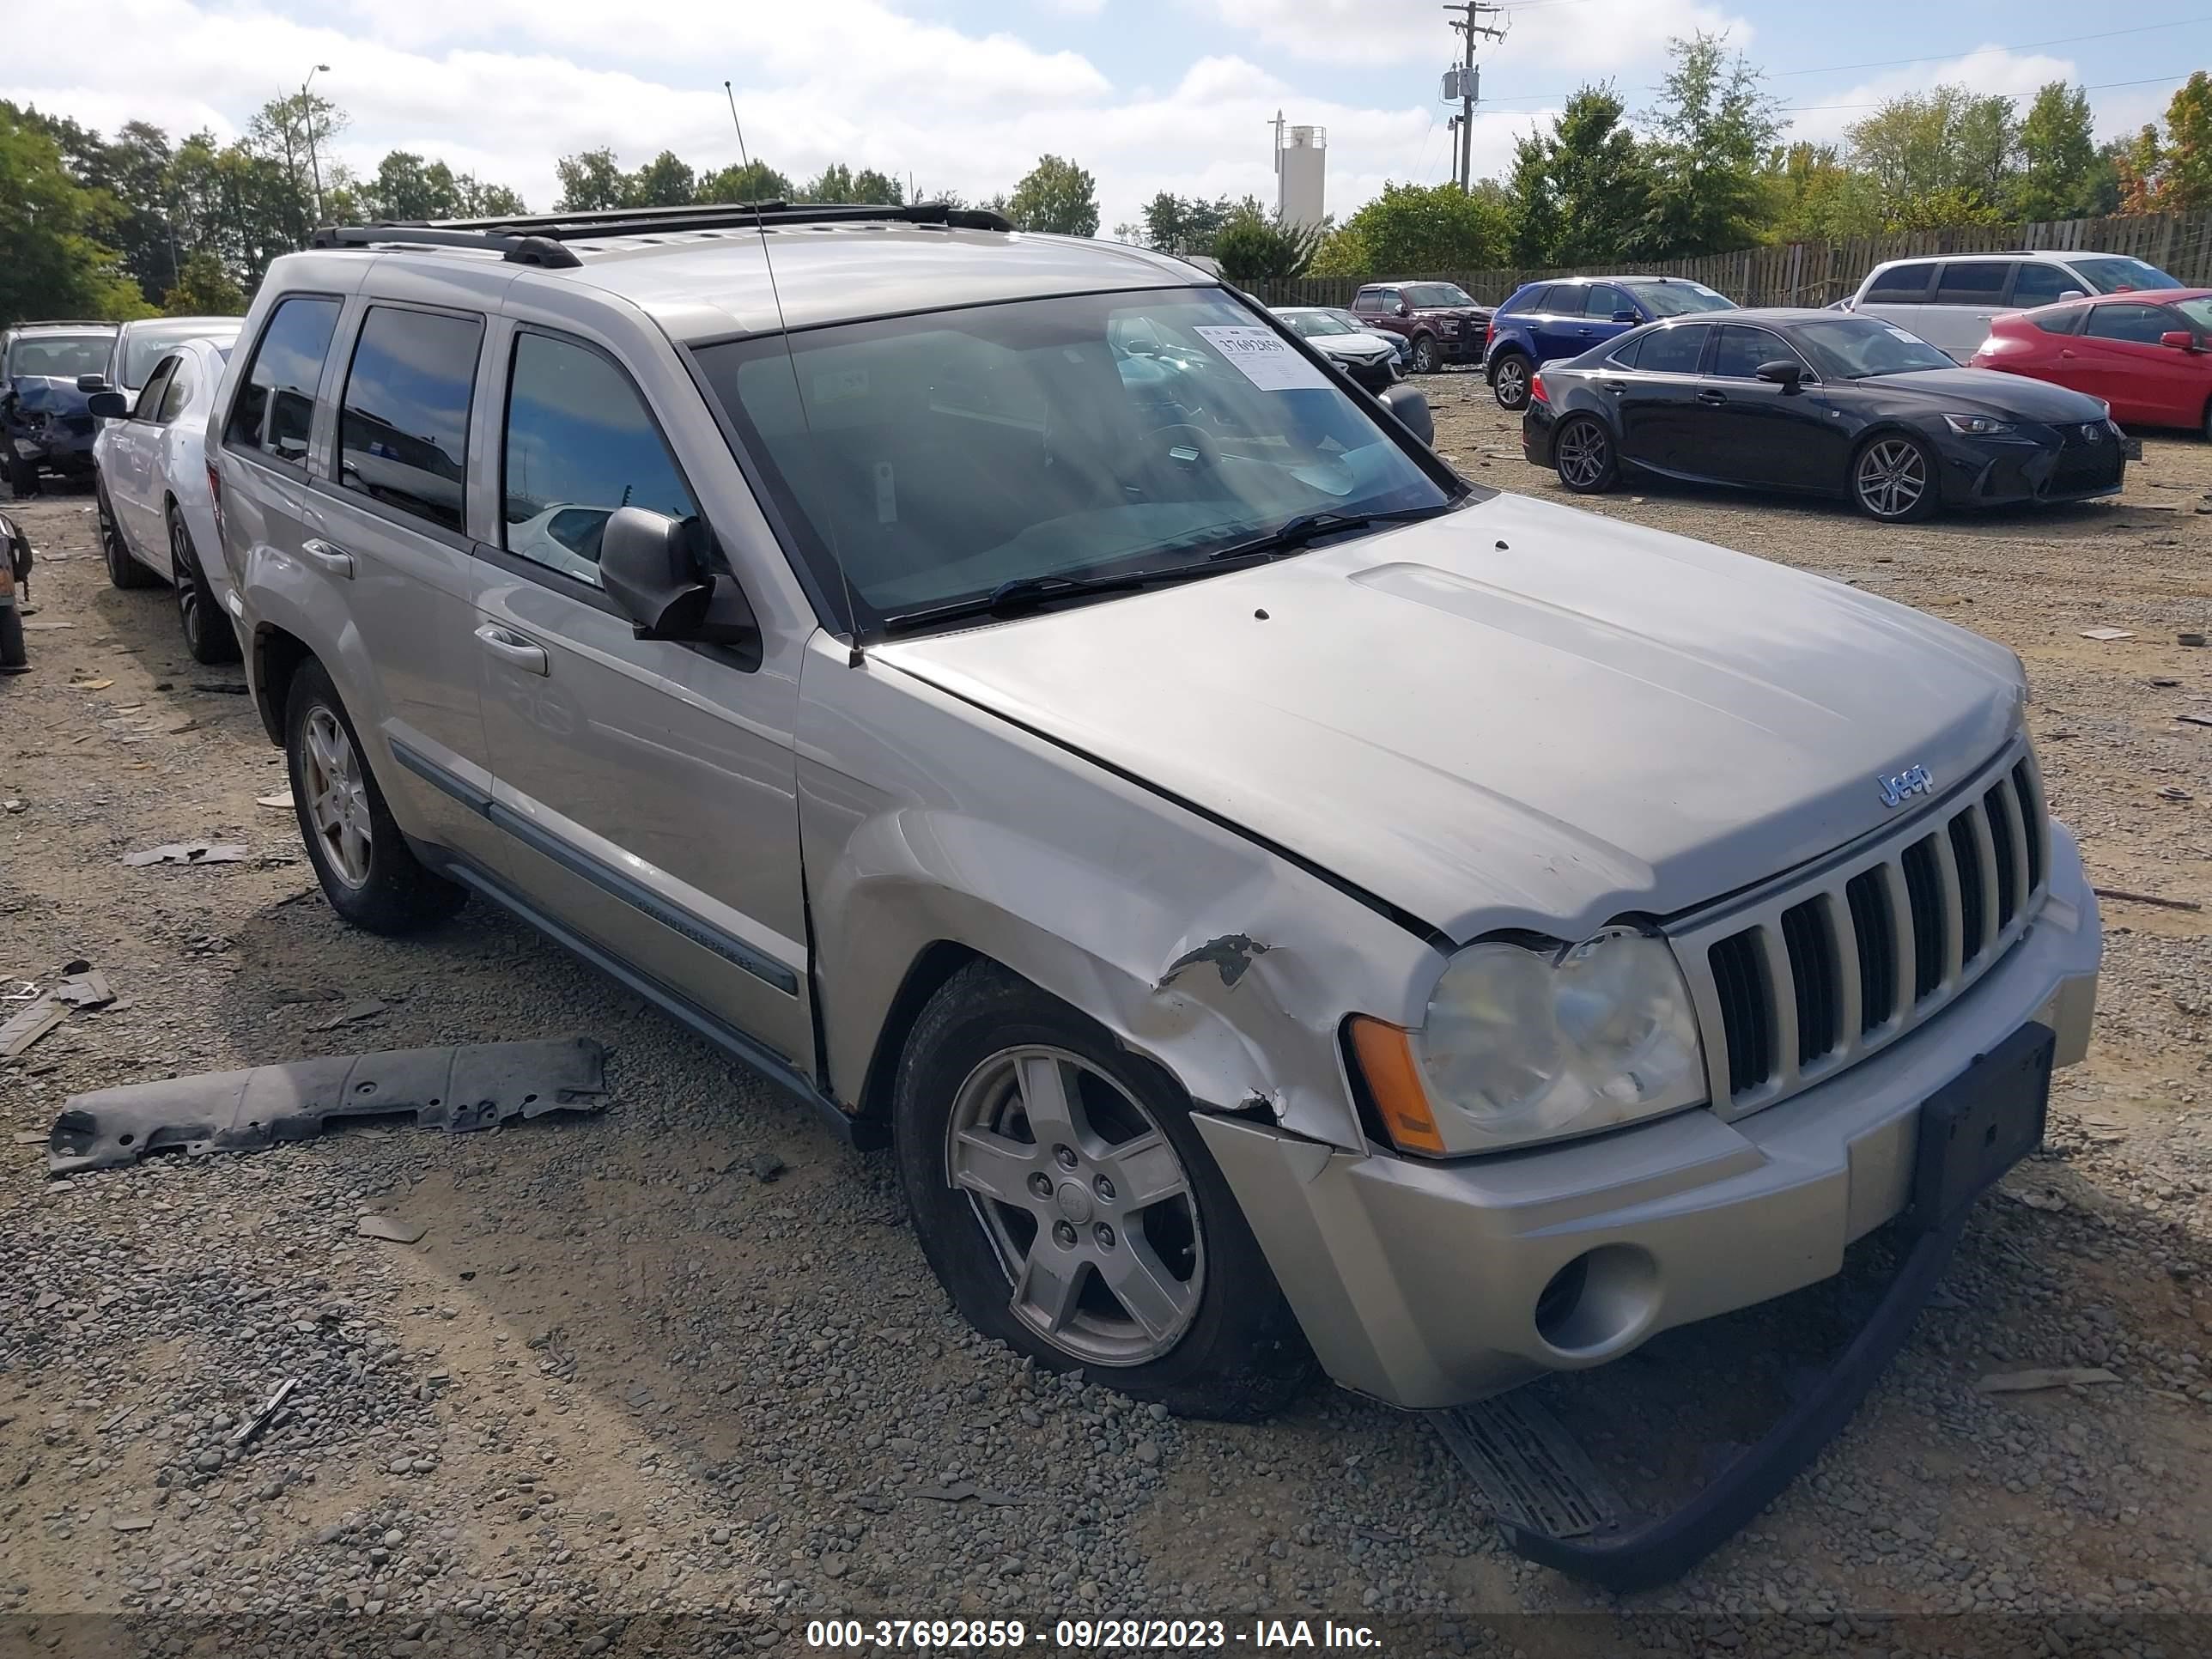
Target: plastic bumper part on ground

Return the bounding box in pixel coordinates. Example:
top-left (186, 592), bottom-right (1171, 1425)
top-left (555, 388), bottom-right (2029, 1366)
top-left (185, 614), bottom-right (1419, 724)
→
top-left (1192, 825), bottom-right (2100, 1414)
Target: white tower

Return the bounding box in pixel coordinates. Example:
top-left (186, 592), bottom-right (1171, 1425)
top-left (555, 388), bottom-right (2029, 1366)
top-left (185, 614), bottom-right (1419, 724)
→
top-left (1272, 112), bottom-right (1326, 230)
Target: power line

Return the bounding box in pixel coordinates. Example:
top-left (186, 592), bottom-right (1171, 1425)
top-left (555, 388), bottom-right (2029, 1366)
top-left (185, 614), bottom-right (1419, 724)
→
top-left (1783, 71), bottom-right (2196, 114)
top-left (1473, 14), bottom-right (2209, 107)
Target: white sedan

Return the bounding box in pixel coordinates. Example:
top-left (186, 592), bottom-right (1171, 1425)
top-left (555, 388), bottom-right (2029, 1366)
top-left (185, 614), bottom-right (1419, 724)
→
top-left (91, 337), bottom-right (240, 663)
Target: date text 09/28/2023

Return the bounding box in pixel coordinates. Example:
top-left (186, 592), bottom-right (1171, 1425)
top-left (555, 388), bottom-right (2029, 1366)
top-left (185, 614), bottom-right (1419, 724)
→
top-left (805, 1618), bottom-right (1383, 1650)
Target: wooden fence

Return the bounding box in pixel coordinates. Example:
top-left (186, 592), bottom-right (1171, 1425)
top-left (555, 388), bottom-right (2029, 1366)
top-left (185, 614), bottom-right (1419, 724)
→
top-left (1255, 210), bottom-right (2212, 310)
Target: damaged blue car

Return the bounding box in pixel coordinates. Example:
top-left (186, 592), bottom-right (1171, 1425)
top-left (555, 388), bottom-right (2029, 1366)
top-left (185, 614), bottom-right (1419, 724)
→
top-left (2, 321), bottom-right (118, 495)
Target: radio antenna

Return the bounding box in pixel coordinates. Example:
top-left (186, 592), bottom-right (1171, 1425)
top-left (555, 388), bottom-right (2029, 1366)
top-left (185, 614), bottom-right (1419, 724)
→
top-left (725, 79), bottom-right (865, 668)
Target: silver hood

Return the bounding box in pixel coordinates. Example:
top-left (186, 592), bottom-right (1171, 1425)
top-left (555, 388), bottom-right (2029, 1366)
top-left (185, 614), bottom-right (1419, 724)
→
top-left (876, 491), bottom-right (2026, 942)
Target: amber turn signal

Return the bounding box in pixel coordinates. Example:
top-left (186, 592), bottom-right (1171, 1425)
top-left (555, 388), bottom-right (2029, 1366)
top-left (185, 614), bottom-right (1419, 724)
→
top-left (1348, 1016), bottom-right (1447, 1157)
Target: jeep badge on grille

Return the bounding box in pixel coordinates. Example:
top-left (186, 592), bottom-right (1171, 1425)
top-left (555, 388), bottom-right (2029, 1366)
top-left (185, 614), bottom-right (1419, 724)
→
top-left (1878, 764), bottom-right (1933, 808)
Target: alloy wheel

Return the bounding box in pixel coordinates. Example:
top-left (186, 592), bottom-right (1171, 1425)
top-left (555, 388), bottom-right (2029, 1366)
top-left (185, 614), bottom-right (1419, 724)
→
top-left (171, 516), bottom-right (205, 652)
top-left (301, 706), bottom-right (374, 889)
top-left (945, 1044), bottom-right (1205, 1367)
top-left (1856, 438), bottom-right (1927, 520)
top-left (1493, 357), bottom-right (1528, 408)
top-left (1556, 419), bottom-right (1611, 489)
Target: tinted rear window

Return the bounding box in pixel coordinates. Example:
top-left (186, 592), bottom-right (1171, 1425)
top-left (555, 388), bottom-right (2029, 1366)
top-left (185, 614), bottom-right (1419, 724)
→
top-left (1936, 261), bottom-right (2010, 303)
top-left (1637, 323), bottom-right (1710, 374)
top-left (337, 306), bottom-right (484, 534)
top-left (1863, 264), bottom-right (1934, 304)
top-left (224, 297), bottom-right (342, 467)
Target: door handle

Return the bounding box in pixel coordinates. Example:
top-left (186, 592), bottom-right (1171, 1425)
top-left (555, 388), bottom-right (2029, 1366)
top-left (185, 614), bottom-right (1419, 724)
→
top-left (1602, 380), bottom-right (1626, 393)
top-left (300, 538), bottom-right (354, 578)
top-left (2060, 349), bottom-right (2077, 359)
top-left (1697, 389), bottom-right (1728, 404)
top-left (1576, 326), bottom-right (1595, 335)
top-left (476, 622), bottom-right (549, 676)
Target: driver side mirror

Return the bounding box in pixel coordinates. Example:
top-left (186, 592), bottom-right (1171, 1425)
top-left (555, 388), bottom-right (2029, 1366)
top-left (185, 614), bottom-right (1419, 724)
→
top-left (2058, 289), bottom-right (2086, 301)
top-left (600, 507), bottom-right (756, 647)
top-left (2159, 330), bottom-right (2202, 352)
top-left (76, 373), bottom-right (112, 393)
top-left (1396, 302), bottom-right (1413, 319)
top-left (1754, 359), bottom-right (1804, 390)
top-left (86, 390), bottom-right (131, 420)
top-left (1612, 310), bottom-right (1638, 324)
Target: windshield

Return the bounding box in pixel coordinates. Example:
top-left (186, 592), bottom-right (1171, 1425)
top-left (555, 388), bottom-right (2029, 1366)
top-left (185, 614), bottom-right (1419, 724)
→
top-left (2069, 257), bottom-right (2182, 294)
top-left (2172, 297), bottom-right (2212, 334)
top-left (1401, 283), bottom-right (1474, 309)
top-left (696, 288), bottom-right (1453, 629)
top-left (1279, 310), bottom-right (1358, 337)
top-left (1632, 283), bottom-right (1735, 317)
top-left (7, 334), bottom-right (112, 380)
top-left (123, 322), bottom-right (240, 386)
top-left (1791, 318), bottom-right (1955, 379)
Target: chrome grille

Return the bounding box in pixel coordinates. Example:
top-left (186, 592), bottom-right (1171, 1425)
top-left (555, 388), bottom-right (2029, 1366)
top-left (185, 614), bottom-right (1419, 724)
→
top-left (1674, 744), bottom-right (2049, 1114)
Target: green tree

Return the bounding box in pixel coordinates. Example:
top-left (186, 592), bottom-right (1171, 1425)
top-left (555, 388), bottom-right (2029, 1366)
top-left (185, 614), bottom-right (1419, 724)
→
top-left (1638, 33), bottom-right (1779, 257)
top-left (850, 168), bottom-right (903, 204)
top-left (1136, 191), bottom-right (1243, 255)
top-left (700, 160), bottom-right (793, 203)
top-left (246, 90), bottom-right (343, 239)
top-left (1550, 88), bottom-right (1656, 262)
top-left (1211, 209), bottom-right (1323, 284)
top-left (800, 162), bottom-right (856, 203)
top-left (2154, 70), bottom-right (2212, 210)
top-left (1505, 130), bottom-right (1559, 265)
top-left (0, 103), bottom-right (151, 325)
top-left (1006, 155), bottom-right (1098, 236)
top-left (1846, 86), bottom-right (2020, 228)
top-left (628, 151), bottom-right (697, 208)
top-left (1328, 180), bottom-right (1510, 273)
top-left (161, 249), bottom-right (246, 314)
top-left (2010, 82), bottom-right (2100, 221)
top-left (555, 147), bottom-right (629, 212)
top-left (1760, 142), bottom-right (1881, 242)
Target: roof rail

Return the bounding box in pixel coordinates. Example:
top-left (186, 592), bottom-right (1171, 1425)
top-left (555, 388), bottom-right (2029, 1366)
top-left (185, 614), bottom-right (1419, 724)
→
top-left (8, 319), bottom-right (123, 329)
top-left (308, 200), bottom-right (1016, 269)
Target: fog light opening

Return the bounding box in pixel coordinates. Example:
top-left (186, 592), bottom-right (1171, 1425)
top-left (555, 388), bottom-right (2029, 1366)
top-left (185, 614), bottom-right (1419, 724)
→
top-left (1533, 1243), bottom-right (1659, 1358)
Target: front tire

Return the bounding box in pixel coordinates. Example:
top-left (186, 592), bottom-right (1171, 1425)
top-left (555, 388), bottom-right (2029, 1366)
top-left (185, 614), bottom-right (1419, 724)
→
top-left (5, 451), bottom-right (37, 500)
top-left (99, 486), bottom-right (156, 587)
top-left (1491, 351), bottom-right (1532, 410)
top-left (894, 961), bottom-right (1314, 1420)
top-left (283, 659), bottom-right (465, 934)
top-left (168, 505), bottom-right (239, 664)
top-left (1553, 415), bottom-right (1618, 494)
top-left (1409, 333), bottom-right (1438, 374)
top-left (1851, 432), bottom-right (1939, 522)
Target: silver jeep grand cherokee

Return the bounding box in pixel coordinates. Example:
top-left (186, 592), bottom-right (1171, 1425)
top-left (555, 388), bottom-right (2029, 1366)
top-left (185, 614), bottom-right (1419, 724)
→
top-left (214, 204), bottom-right (2100, 1445)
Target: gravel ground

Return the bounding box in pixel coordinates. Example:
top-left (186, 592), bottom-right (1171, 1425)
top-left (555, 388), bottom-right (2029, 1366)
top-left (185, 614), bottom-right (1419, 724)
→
top-left (3, 414), bottom-right (2209, 1659)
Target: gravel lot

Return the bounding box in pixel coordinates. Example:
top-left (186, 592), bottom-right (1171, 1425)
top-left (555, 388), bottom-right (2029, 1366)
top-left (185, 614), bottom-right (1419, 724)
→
top-left (3, 405), bottom-right (2210, 1659)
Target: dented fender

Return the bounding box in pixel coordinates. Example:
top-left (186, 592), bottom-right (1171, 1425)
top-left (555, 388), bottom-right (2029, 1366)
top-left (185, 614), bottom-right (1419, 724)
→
top-left (797, 637), bottom-right (1442, 1151)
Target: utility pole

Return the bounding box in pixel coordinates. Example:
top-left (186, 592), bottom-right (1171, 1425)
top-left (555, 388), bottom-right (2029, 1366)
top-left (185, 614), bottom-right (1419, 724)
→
top-left (1442, 2), bottom-right (1505, 194)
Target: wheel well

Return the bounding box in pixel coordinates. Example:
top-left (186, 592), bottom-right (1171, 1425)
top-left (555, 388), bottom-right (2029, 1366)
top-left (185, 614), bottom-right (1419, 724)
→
top-left (852, 941), bottom-right (988, 1127)
top-left (252, 625), bottom-right (313, 745)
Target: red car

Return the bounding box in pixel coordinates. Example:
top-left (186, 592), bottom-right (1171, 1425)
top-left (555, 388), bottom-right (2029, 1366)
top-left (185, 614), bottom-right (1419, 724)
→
top-left (1971, 289), bottom-right (2212, 439)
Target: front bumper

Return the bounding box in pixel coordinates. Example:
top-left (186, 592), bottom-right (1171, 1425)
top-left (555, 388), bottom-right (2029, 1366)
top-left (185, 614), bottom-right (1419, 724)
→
top-left (1938, 420), bottom-right (2126, 507)
top-left (1194, 823), bottom-right (2100, 1411)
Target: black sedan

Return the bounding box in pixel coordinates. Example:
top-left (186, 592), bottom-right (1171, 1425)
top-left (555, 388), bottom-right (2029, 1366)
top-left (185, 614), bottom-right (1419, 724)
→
top-left (1521, 308), bottom-right (2132, 522)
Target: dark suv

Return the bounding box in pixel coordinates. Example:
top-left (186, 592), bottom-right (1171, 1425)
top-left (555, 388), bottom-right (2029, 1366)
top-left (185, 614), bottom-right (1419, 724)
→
top-left (1349, 282), bottom-right (1492, 374)
top-left (1483, 276), bottom-right (1733, 409)
top-left (2, 321), bottom-right (118, 495)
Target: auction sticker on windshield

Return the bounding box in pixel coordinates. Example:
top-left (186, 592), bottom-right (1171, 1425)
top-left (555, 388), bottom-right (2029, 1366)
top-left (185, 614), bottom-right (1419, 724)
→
top-left (1194, 325), bottom-right (1332, 392)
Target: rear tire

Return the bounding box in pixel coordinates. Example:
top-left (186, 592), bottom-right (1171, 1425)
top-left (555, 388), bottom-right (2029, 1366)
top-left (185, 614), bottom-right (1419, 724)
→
top-left (1491, 351), bottom-right (1532, 410)
top-left (1851, 432), bottom-right (1940, 523)
top-left (894, 961), bottom-right (1315, 1421)
top-left (1553, 415), bottom-right (1618, 495)
top-left (283, 658), bottom-right (466, 934)
top-left (99, 486), bottom-right (156, 588)
top-left (169, 505), bottom-right (239, 664)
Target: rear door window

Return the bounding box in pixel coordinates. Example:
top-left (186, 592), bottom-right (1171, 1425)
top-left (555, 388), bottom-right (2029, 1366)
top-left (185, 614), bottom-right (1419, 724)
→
top-left (1863, 263), bottom-right (1934, 304)
top-left (1935, 261), bottom-right (2011, 304)
top-left (1605, 333), bottom-right (1645, 369)
top-left (2009, 263), bottom-right (2075, 307)
top-left (1637, 323), bottom-right (1711, 375)
top-left (2030, 307), bottom-right (2086, 336)
top-left (500, 331), bottom-right (696, 588)
top-left (337, 306), bottom-right (484, 535)
top-left (224, 296), bottom-right (342, 468)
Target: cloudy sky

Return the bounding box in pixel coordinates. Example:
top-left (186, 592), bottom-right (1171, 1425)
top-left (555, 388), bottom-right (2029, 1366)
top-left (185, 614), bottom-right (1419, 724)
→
top-left (5, 0), bottom-right (2203, 233)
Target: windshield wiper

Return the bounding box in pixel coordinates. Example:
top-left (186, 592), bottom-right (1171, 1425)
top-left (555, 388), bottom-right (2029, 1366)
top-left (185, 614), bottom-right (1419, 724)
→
top-left (1205, 501), bottom-right (1456, 563)
top-left (878, 563), bottom-right (1231, 636)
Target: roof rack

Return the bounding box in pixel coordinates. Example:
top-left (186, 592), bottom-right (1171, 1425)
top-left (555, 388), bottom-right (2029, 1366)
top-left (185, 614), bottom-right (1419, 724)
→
top-left (9, 319), bottom-right (123, 329)
top-left (308, 200), bottom-right (1017, 270)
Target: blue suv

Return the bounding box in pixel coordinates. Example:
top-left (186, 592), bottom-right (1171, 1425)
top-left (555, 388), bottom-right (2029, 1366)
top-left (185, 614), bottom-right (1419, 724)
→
top-left (1484, 276), bottom-right (1735, 409)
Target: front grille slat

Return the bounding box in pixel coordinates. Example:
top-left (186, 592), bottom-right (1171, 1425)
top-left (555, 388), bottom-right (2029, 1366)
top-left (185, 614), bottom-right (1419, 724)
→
top-left (1685, 744), bottom-right (2054, 1121)
top-left (1844, 869), bottom-right (1896, 1033)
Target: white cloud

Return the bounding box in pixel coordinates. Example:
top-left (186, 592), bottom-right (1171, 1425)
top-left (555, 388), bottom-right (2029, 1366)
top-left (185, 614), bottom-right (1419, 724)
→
top-left (1200, 0), bottom-right (1751, 72)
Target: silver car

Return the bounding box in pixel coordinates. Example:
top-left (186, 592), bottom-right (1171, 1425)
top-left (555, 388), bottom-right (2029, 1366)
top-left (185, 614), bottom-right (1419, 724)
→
top-left (216, 208), bottom-right (2100, 1451)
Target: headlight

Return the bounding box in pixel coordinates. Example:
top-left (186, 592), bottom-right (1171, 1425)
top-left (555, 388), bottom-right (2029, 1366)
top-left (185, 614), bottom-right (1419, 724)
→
top-left (1359, 930), bottom-right (1706, 1155)
top-left (1440, 321), bottom-right (1460, 334)
top-left (1942, 412), bottom-right (2019, 437)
